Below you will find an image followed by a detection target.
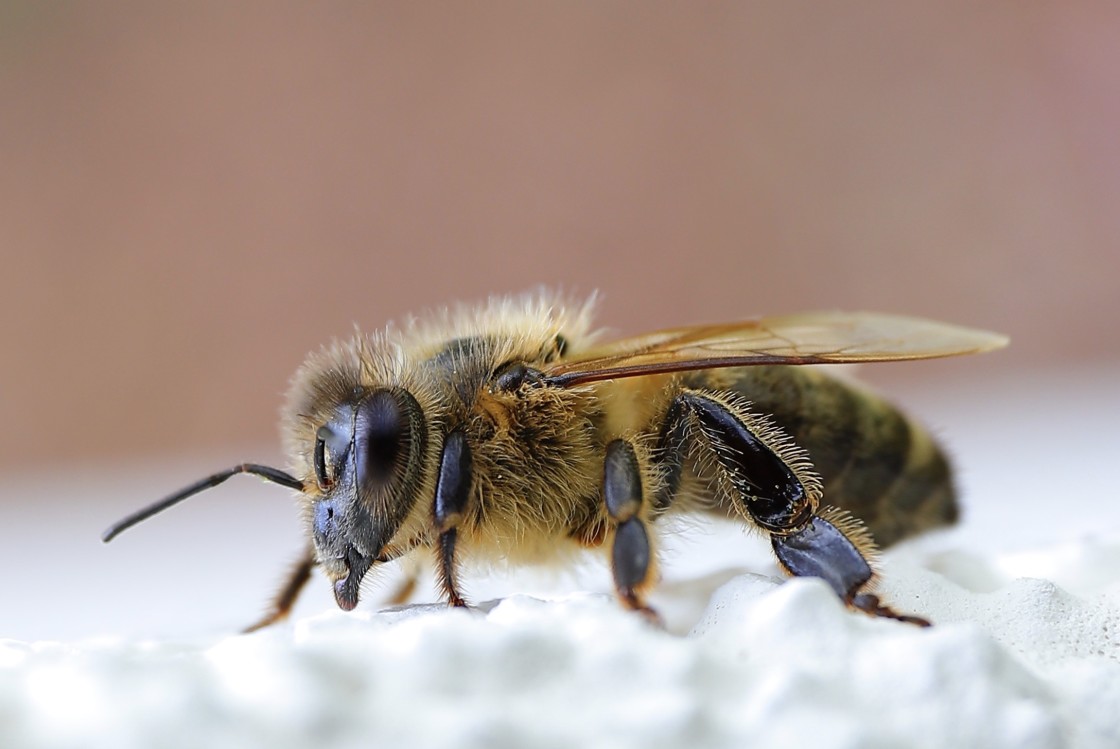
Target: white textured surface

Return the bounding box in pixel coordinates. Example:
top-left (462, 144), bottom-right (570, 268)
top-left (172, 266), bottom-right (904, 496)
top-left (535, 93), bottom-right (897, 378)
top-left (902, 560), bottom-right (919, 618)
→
top-left (2, 367), bottom-right (1119, 748)
top-left (2, 553), bottom-right (1118, 749)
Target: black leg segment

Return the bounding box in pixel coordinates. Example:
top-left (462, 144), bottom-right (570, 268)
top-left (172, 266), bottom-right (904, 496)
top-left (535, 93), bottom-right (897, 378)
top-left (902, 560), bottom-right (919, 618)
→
top-left (612, 518), bottom-right (651, 605)
top-left (602, 440), bottom-right (658, 617)
top-left (604, 440), bottom-right (642, 522)
top-left (437, 529), bottom-right (466, 608)
top-left (771, 511), bottom-right (929, 625)
top-left (433, 429), bottom-right (472, 607)
top-left (657, 390), bottom-right (928, 625)
top-left (673, 392), bottom-right (814, 532)
top-left (770, 517), bottom-right (873, 601)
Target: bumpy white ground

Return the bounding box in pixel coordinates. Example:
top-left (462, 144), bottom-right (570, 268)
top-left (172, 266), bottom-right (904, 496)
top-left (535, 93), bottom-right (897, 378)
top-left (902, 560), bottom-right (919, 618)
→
top-left (3, 550), bottom-right (1119, 749)
top-left (2, 368), bottom-right (1118, 748)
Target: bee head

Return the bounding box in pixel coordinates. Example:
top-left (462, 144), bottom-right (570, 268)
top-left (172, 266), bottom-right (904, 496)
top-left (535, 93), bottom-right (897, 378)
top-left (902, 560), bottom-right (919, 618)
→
top-left (100, 384), bottom-right (431, 615)
top-left (309, 387), bottom-right (428, 610)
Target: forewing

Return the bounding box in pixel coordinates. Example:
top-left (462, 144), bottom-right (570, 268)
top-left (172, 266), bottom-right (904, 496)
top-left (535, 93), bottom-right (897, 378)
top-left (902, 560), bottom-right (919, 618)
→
top-left (544, 311), bottom-right (1008, 387)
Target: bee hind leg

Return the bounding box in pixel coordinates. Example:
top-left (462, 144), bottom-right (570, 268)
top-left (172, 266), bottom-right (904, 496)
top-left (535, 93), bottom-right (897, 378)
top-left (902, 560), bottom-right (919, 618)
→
top-left (659, 389), bottom-right (928, 626)
top-left (772, 513), bottom-right (931, 627)
top-left (603, 439), bottom-right (662, 626)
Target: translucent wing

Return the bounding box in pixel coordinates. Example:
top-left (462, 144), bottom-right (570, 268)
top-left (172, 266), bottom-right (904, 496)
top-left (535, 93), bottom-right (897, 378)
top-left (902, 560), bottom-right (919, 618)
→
top-left (543, 311), bottom-right (1008, 387)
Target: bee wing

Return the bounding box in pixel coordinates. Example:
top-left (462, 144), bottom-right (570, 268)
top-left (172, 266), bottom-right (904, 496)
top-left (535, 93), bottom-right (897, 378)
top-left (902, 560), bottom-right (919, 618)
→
top-left (544, 311), bottom-right (1008, 387)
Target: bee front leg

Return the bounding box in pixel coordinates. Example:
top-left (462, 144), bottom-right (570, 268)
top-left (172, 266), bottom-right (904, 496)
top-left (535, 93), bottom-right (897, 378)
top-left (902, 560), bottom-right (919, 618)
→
top-left (433, 429), bottom-right (472, 607)
top-left (603, 439), bottom-right (661, 624)
top-left (243, 548), bottom-right (317, 633)
top-left (660, 390), bottom-right (927, 625)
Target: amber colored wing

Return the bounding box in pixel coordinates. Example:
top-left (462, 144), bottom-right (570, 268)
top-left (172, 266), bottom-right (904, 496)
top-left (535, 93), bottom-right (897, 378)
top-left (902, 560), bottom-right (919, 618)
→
top-left (543, 311), bottom-right (1008, 387)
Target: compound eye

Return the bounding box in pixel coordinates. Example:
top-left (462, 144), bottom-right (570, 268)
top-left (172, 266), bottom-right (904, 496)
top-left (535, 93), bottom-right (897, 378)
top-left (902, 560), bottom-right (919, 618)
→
top-left (357, 390), bottom-right (406, 494)
top-left (314, 426), bottom-right (333, 490)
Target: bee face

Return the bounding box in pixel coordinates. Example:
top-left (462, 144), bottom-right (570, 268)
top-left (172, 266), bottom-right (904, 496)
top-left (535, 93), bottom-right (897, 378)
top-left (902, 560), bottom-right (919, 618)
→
top-left (303, 386), bottom-right (430, 610)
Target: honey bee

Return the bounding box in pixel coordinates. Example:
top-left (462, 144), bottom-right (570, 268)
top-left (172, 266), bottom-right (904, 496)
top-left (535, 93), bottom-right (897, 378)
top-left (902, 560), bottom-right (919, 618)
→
top-left (103, 293), bottom-right (1007, 630)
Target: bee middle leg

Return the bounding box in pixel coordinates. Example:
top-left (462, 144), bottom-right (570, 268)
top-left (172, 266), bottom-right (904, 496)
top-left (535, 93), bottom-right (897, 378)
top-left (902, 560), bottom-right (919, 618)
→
top-left (381, 556), bottom-right (422, 607)
top-left (602, 439), bottom-right (661, 624)
top-left (658, 390), bottom-right (927, 625)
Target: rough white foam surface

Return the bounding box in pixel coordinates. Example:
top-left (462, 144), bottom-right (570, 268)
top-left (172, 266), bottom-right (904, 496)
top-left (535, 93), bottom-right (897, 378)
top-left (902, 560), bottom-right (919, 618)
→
top-left (3, 551), bottom-right (1118, 749)
top-left (2, 368), bottom-right (1118, 748)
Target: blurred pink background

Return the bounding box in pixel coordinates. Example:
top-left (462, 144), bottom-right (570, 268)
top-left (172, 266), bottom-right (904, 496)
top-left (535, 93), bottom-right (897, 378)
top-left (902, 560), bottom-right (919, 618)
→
top-left (2, 2), bottom-right (1117, 472)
